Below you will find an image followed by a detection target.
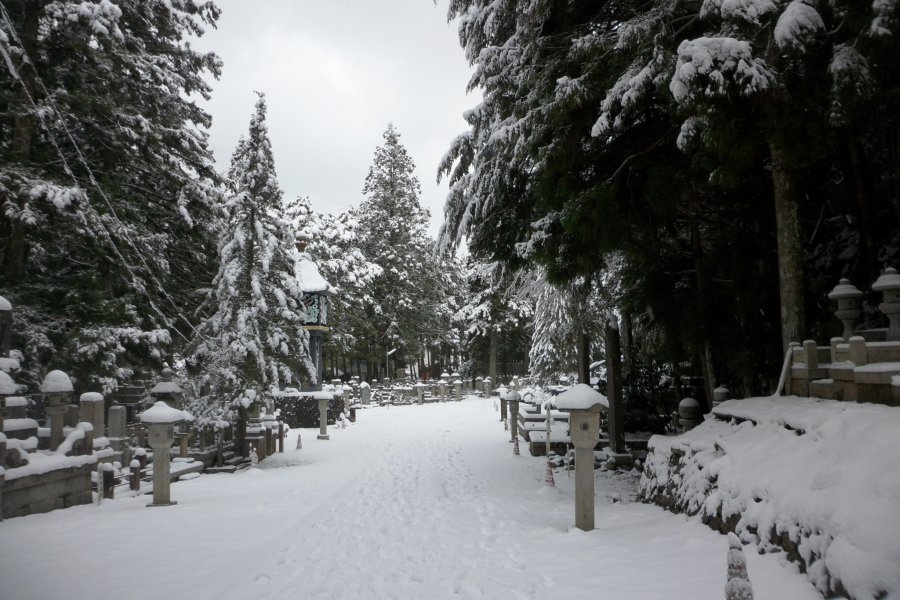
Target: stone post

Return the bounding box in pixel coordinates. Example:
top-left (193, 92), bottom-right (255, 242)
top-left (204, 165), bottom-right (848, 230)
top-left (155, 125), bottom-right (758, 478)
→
top-left (713, 386), bottom-right (729, 407)
top-left (678, 397), bottom-right (701, 432)
top-left (803, 339), bottom-right (818, 369)
top-left (553, 384), bottom-right (606, 530)
top-left (507, 390), bottom-right (521, 447)
top-left (0, 295), bottom-right (12, 357)
top-left (454, 379), bottom-right (462, 402)
top-left (130, 460), bottom-right (141, 492)
top-left (100, 463), bottom-right (115, 499)
top-left (873, 267), bottom-right (900, 341)
top-left (360, 382), bottom-right (371, 405)
top-left (439, 380), bottom-right (448, 402)
top-left (79, 392), bottom-right (105, 436)
top-left (414, 383), bottom-right (425, 405)
top-left (107, 405), bottom-right (127, 451)
top-left (315, 392), bottom-right (331, 440)
top-left (483, 377), bottom-right (492, 397)
top-left (498, 386), bottom-right (508, 423)
top-left (41, 370), bottom-right (73, 452)
top-left (278, 422), bottom-right (284, 453)
top-left (0, 465), bottom-right (5, 521)
top-left (141, 400), bottom-right (189, 507)
top-left (475, 377), bottom-right (483, 394)
top-left (849, 336), bottom-right (867, 366)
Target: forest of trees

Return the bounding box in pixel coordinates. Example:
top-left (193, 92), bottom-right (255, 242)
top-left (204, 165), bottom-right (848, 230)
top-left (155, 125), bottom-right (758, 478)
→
top-left (438, 0), bottom-right (899, 410)
top-left (0, 0), bottom-right (897, 432)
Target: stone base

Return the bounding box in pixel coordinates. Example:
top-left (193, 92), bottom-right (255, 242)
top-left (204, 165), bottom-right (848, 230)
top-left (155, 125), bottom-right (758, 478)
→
top-left (317, 434), bottom-right (330, 440)
top-left (606, 452), bottom-right (634, 470)
top-left (146, 501), bottom-right (177, 507)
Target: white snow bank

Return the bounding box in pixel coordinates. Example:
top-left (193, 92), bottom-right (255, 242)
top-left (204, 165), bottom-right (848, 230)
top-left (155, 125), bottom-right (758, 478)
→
top-left (642, 396), bottom-right (900, 599)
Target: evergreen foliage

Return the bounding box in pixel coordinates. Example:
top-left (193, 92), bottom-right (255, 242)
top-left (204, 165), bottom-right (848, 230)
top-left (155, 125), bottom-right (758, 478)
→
top-left (0, 0), bottom-right (222, 391)
top-left (186, 93), bottom-right (314, 426)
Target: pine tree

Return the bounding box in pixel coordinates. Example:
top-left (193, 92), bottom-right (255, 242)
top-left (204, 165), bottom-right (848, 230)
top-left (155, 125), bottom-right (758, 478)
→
top-left (0, 1), bottom-right (222, 390)
top-left (187, 93), bottom-right (314, 434)
top-left (356, 123), bottom-right (444, 376)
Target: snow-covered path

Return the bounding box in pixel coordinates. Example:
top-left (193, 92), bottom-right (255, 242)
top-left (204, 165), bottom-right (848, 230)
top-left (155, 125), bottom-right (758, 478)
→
top-left (1, 398), bottom-right (820, 599)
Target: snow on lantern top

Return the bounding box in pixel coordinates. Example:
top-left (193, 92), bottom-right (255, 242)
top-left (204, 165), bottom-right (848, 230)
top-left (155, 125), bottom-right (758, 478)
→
top-left (41, 370), bottom-right (73, 394)
top-left (552, 383), bottom-right (608, 412)
top-left (0, 295), bottom-right (11, 311)
top-left (140, 400), bottom-right (192, 424)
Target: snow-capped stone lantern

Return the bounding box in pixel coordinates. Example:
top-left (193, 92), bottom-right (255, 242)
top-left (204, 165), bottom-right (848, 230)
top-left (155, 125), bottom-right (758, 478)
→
top-left (483, 376), bottom-right (492, 396)
top-left (552, 384), bottom-right (608, 531)
top-left (296, 231), bottom-right (335, 391)
top-left (41, 370), bottom-right (73, 452)
top-left (828, 279), bottom-right (864, 341)
top-left (873, 267), bottom-right (900, 341)
top-left (678, 397), bottom-right (702, 432)
top-left (150, 368), bottom-right (189, 457)
top-left (141, 401), bottom-right (192, 507)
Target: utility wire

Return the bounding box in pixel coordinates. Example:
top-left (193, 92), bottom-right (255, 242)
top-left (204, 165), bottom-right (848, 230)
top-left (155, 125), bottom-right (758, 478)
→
top-left (0, 1), bottom-right (207, 345)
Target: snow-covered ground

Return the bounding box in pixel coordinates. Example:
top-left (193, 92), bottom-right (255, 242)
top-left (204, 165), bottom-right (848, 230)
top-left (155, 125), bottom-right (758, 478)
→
top-left (0, 397), bottom-right (821, 599)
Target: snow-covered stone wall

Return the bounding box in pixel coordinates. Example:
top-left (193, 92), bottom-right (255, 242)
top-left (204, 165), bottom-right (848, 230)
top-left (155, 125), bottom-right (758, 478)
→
top-left (639, 396), bottom-right (900, 600)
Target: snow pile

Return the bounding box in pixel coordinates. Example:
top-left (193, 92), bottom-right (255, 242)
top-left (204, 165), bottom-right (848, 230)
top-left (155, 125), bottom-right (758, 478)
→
top-left (552, 383), bottom-right (609, 411)
top-left (640, 396), bottom-right (900, 599)
top-left (40, 370), bottom-right (73, 393)
top-left (140, 401), bottom-right (192, 424)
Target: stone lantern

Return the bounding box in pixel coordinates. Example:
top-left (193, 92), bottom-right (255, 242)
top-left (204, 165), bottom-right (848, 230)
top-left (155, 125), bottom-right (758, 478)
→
top-left (828, 279), bottom-right (864, 340)
top-left (552, 384), bottom-right (608, 531)
top-left (453, 379), bottom-right (463, 402)
top-left (141, 400), bottom-right (191, 507)
top-left (41, 370), bottom-right (73, 452)
top-left (873, 267), bottom-right (900, 341)
top-left (414, 382), bottom-right (426, 405)
top-left (296, 231), bottom-right (335, 391)
top-left (314, 389), bottom-right (333, 440)
top-left (438, 379), bottom-right (448, 402)
top-left (678, 397), bottom-right (702, 432)
top-left (150, 368), bottom-right (189, 457)
top-left (505, 390), bottom-right (521, 448)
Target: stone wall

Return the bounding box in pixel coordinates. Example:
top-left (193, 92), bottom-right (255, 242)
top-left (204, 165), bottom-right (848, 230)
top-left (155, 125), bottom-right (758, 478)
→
top-left (2, 464), bottom-right (93, 519)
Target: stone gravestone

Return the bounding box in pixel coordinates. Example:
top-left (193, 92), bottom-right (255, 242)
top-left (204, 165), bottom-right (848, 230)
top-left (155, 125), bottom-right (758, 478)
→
top-left (360, 382), bottom-right (371, 405)
top-left (79, 392), bottom-right (105, 435)
top-left (107, 405), bottom-right (127, 451)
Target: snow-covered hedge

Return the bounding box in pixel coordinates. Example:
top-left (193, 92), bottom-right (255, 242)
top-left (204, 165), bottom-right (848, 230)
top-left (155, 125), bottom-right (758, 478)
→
top-left (640, 396), bottom-right (900, 600)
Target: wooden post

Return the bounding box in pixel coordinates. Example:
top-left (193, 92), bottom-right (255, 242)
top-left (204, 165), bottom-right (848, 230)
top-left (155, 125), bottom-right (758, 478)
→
top-left (278, 422), bottom-right (284, 453)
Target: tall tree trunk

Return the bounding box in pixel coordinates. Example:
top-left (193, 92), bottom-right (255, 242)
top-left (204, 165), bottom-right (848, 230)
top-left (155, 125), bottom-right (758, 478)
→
top-left (489, 325), bottom-right (498, 384)
top-left (620, 311), bottom-right (633, 381)
top-left (604, 316), bottom-right (625, 454)
top-left (769, 139), bottom-right (806, 352)
top-left (848, 131), bottom-right (876, 279)
top-left (2, 1), bottom-right (40, 284)
top-left (576, 329), bottom-right (590, 384)
top-left (691, 197), bottom-right (716, 411)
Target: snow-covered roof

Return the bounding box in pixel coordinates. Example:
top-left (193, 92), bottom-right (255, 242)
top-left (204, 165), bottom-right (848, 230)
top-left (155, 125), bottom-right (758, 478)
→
top-left (140, 401), bottom-right (191, 423)
top-left (150, 380), bottom-right (183, 395)
top-left (41, 370), bottom-right (73, 393)
top-left (297, 255), bottom-right (335, 294)
top-left (552, 383), bottom-right (608, 411)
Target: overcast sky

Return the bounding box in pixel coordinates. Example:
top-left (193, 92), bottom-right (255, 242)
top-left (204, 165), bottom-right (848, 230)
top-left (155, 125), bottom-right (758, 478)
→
top-left (194, 0), bottom-right (477, 236)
